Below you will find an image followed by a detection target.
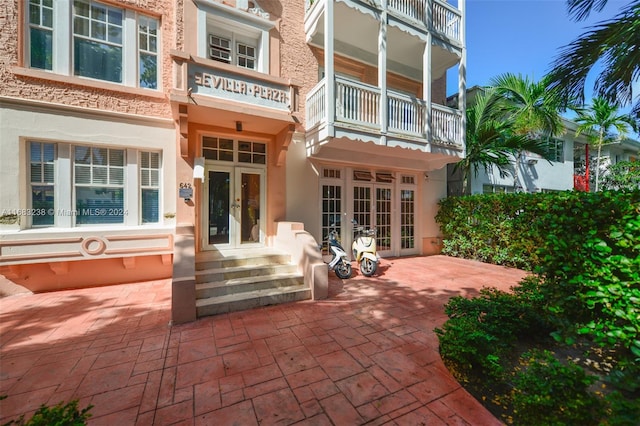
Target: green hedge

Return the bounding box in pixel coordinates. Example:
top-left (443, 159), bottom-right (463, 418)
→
top-left (436, 190), bottom-right (640, 423)
top-left (436, 190), bottom-right (640, 271)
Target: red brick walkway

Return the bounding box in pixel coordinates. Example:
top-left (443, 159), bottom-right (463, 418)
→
top-left (0, 255), bottom-right (526, 425)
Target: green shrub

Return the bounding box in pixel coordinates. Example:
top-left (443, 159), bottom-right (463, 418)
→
top-left (573, 214), bottom-right (640, 358)
top-left (511, 350), bottom-right (603, 426)
top-left (1, 400), bottom-right (92, 426)
top-left (436, 279), bottom-right (553, 384)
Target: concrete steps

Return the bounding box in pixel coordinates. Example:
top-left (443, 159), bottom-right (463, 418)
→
top-left (195, 249), bottom-right (309, 318)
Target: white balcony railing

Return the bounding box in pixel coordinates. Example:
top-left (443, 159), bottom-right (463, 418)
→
top-left (432, 0), bottom-right (461, 43)
top-left (388, 0), bottom-right (426, 23)
top-left (388, 92), bottom-right (426, 136)
top-left (306, 79), bottom-right (327, 129)
top-left (306, 0), bottom-right (462, 45)
top-left (305, 76), bottom-right (463, 146)
top-left (432, 103), bottom-right (462, 145)
top-left (336, 78), bottom-right (380, 127)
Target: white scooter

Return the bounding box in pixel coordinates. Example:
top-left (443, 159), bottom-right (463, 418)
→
top-left (325, 228), bottom-right (352, 279)
top-left (352, 220), bottom-right (378, 276)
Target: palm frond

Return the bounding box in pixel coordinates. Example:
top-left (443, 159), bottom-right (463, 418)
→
top-left (567, 0), bottom-right (611, 21)
top-left (547, 1), bottom-right (640, 115)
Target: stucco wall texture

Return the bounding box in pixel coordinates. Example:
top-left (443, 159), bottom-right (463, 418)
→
top-left (0, 0), bottom-right (175, 118)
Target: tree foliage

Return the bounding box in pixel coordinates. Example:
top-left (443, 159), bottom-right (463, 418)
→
top-left (573, 97), bottom-right (637, 191)
top-left (455, 74), bottom-right (561, 193)
top-left (601, 160), bottom-right (640, 190)
top-left (547, 0), bottom-right (640, 121)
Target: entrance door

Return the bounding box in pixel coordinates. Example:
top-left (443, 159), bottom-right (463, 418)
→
top-left (204, 166), bottom-right (264, 249)
top-left (353, 185), bottom-right (393, 257)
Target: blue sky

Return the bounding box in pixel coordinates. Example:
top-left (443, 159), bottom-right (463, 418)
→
top-left (447, 0), bottom-right (638, 136)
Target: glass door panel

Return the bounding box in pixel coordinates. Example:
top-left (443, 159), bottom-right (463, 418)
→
top-left (238, 170), bottom-right (262, 245)
top-left (376, 187), bottom-right (392, 252)
top-left (208, 170), bottom-right (231, 245)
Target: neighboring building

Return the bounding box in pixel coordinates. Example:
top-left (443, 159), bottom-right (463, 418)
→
top-left (462, 118), bottom-right (592, 195)
top-left (574, 137), bottom-right (640, 191)
top-left (446, 86), bottom-right (638, 195)
top-left (1, 0), bottom-right (466, 322)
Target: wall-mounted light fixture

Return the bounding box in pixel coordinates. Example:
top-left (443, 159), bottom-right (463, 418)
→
top-left (236, 121), bottom-right (243, 132)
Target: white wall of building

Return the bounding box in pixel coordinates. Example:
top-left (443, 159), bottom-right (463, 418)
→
top-left (0, 101), bottom-right (176, 231)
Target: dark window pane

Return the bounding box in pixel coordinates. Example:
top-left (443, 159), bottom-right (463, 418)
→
top-left (32, 185), bottom-right (54, 226)
top-left (141, 189), bottom-right (159, 223)
top-left (74, 38), bottom-right (122, 83)
top-left (30, 28), bottom-right (52, 70)
top-left (75, 187), bottom-right (124, 224)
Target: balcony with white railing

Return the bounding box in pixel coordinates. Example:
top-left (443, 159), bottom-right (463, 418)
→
top-left (306, 76), bottom-right (463, 149)
top-left (305, 0), bottom-right (463, 46)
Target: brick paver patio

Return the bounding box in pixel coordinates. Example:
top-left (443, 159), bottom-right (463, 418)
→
top-left (0, 255), bottom-right (527, 425)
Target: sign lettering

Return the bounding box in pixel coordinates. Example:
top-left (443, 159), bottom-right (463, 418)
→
top-left (193, 71), bottom-right (289, 105)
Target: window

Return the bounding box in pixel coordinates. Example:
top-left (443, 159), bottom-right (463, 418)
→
top-left (203, 137), bottom-right (234, 161)
top-left (74, 146), bottom-right (125, 224)
top-left (236, 43), bottom-right (255, 69)
top-left (29, 142), bottom-right (55, 226)
top-left (238, 141), bottom-right (265, 164)
top-left (208, 33), bottom-right (257, 70)
top-left (28, 0), bottom-right (53, 70)
top-left (202, 137), bottom-right (267, 164)
top-left (209, 35), bottom-right (231, 64)
top-left (73, 1), bottom-right (123, 83)
top-left (27, 141), bottom-right (162, 227)
top-left (26, 0), bottom-right (159, 89)
top-left (482, 184), bottom-right (515, 194)
top-left (138, 16), bottom-right (158, 89)
top-left (140, 151), bottom-right (160, 223)
top-left (543, 137), bottom-right (565, 163)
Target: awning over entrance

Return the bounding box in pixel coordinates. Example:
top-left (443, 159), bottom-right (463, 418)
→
top-left (308, 137), bottom-right (462, 171)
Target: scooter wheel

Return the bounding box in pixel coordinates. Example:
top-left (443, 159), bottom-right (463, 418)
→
top-left (335, 261), bottom-right (352, 279)
top-left (360, 258), bottom-right (377, 277)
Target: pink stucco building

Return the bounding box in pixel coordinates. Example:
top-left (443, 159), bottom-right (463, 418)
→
top-left (0, 0), bottom-right (466, 323)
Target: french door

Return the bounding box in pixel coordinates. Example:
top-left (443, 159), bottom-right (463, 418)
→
top-left (203, 166), bottom-right (264, 249)
top-left (353, 184), bottom-right (393, 257)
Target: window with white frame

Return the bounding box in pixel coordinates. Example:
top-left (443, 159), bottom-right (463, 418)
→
top-left (29, 142), bottom-right (55, 226)
top-left (138, 15), bottom-right (158, 89)
top-left (28, 0), bottom-right (53, 70)
top-left (200, 5), bottom-right (269, 73)
top-left (208, 33), bottom-right (257, 70)
top-left (543, 137), bottom-right (565, 163)
top-left (28, 141), bottom-right (162, 227)
top-left (202, 137), bottom-right (266, 164)
top-left (140, 151), bottom-right (160, 223)
top-left (74, 146), bottom-right (125, 224)
top-left (26, 0), bottom-right (160, 89)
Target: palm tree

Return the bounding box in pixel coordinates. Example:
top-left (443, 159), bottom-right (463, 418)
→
top-left (574, 97), bottom-right (637, 191)
top-left (454, 88), bottom-right (552, 194)
top-left (488, 73), bottom-right (563, 190)
top-left (547, 0), bottom-right (640, 122)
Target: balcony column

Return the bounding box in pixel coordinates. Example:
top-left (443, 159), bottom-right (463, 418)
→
top-left (379, 0), bottom-right (388, 144)
top-left (423, 2), bottom-right (432, 151)
top-left (458, 0), bottom-right (467, 152)
top-left (325, 0), bottom-right (335, 137)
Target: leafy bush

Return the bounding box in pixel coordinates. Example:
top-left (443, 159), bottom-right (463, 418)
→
top-left (574, 214), bottom-right (640, 358)
top-left (533, 192), bottom-right (640, 358)
top-left (511, 349), bottom-right (603, 426)
top-left (436, 192), bottom-right (544, 270)
top-left (601, 160), bottom-right (640, 191)
top-left (1, 400), bottom-right (92, 426)
top-left (436, 277), bottom-right (553, 384)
